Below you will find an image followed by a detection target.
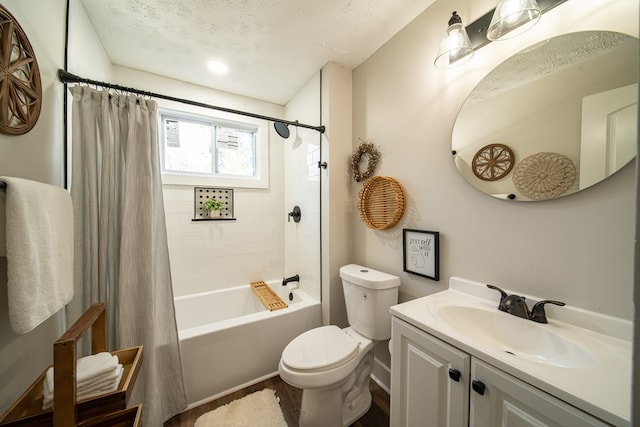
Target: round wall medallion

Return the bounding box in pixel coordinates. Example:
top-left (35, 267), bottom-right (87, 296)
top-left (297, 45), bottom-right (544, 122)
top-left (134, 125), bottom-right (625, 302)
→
top-left (0, 5), bottom-right (42, 135)
top-left (512, 152), bottom-right (577, 201)
top-left (472, 143), bottom-right (515, 181)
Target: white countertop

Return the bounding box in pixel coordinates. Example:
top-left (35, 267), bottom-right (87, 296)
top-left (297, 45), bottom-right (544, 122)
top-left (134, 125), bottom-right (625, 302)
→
top-left (390, 277), bottom-right (632, 426)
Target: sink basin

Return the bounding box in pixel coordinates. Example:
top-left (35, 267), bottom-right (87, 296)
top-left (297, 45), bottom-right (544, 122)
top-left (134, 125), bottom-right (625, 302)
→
top-left (436, 305), bottom-right (597, 368)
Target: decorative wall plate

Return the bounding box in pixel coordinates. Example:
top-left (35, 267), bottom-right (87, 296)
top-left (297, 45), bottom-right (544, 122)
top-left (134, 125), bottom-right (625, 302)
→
top-left (513, 152), bottom-right (577, 200)
top-left (357, 176), bottom-right (406, 230)
top-left (0, 5), bottom-right (42, 135)
top-left (472, 143), bottom-right (515, 181)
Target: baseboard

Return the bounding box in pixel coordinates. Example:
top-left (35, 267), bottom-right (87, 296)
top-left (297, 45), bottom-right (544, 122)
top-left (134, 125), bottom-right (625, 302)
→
top-left (185, 360), bottom-right (392, 412)
top-left (184, 370), bottom-right (280, 410)
top-left (370, 357), bottom-right (391, 394)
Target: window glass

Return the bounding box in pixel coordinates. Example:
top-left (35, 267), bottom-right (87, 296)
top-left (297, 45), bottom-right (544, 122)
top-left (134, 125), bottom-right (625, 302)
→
top-left (159, 110), bottom-right (267, 188)
top-left (163, 117), bottom-right (213, 174)
top-left (216, 126), bottom-right (255, 176)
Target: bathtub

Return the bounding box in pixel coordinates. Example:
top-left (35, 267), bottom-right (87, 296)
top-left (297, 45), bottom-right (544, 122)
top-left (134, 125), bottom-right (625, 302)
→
top-left (174, 280), bottom-right (321, 407)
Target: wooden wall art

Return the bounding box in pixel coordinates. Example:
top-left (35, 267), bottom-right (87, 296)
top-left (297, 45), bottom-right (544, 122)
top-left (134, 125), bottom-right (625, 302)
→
top-left (472, 143), bottom-right (514, 181)
top-left (0, 5), bottom-right (42, 135)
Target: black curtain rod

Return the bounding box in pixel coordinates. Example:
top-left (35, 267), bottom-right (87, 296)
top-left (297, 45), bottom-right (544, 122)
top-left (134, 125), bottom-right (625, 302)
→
top-left (57, 69), bottom-right (326, 134)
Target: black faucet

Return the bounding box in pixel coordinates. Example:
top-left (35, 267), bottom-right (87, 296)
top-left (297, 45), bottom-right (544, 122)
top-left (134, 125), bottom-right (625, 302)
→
top-left (529, 300), bottom-right (566, 323)
top-left (282, 274), bottom-right (300, 286)
top-left (486, 284), bottom-right (565, 323)
top-left (487, 283), bottom-right (529, 319)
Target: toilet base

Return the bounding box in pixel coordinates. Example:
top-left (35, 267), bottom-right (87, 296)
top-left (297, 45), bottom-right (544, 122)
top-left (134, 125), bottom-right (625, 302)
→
top-left (297, 351), bottom-right (374, 427)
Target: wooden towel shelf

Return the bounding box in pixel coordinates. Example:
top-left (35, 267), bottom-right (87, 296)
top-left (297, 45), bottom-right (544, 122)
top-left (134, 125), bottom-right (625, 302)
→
top-left (0, 303), bottom-right (143, 426)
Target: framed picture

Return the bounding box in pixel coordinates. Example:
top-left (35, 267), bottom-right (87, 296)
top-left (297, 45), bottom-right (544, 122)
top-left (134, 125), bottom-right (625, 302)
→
top-left (403, 229), bottom-right (439, 281)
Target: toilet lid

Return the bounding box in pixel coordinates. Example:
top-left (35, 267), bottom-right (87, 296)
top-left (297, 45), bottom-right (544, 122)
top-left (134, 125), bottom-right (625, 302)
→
top-left (282, 325), bottom-right (359, 370)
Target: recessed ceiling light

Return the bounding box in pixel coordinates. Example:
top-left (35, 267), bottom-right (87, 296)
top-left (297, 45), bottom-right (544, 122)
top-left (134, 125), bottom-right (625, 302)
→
top-left (207, 60), bottom-right (228, 74)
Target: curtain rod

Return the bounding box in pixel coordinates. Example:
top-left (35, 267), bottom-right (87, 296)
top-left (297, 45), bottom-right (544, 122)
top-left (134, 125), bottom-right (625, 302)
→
top-left (57, 69), bottom-right (326, 134)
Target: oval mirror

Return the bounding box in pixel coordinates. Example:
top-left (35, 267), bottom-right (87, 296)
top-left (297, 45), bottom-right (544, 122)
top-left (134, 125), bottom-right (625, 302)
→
top-left (452, 31), bottom-right (638, 201)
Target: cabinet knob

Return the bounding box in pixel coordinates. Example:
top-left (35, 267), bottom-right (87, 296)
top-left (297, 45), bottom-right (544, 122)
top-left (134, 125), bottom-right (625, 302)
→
top-left (448, 368), bottom-right (461, 382)
top-left (472, 380), bottom-right (486, 395)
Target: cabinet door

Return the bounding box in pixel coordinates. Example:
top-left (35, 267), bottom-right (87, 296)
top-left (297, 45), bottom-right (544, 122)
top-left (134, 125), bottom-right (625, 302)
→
top-left (391, 317), bottom-right (470, 427)
top-left (470, 358), bottom-right (609, 427)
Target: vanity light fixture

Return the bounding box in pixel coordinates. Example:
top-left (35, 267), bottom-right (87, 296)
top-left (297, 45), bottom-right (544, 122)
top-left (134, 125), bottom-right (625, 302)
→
top-left (434, 11), bottom-right (474, 69)
top-left (435, 0), bottom-right (568, 68)
top-left (487, 0), bottom-right (541, 41)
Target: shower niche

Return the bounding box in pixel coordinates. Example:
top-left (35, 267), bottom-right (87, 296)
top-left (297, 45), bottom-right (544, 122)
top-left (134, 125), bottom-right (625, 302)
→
top-left (193, 186), bottom-right (236, 221)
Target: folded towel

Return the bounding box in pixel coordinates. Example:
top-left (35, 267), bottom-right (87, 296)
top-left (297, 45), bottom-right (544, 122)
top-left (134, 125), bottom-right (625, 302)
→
top-left (43, 352), bottom-right (120, 398)
top-left (43, 363), bottom-right (123, 410)
top-left (42, 353), bottom-right (123, 410)
top-left (1, 177), bottom-right (74, 334)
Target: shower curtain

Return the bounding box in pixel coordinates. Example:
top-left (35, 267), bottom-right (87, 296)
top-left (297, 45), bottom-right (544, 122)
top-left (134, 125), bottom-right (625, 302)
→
top-left (68, 86), bottom-right (186, 425)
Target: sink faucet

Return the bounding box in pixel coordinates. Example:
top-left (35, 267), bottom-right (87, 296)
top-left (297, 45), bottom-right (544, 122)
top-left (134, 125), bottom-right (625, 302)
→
top-left (529, 300), bottom-right (566, 323)
top-left (282, 274), bottom-right (300, 286)
top-left (501, 294), bottom-right (530, 319)
top-left (487, 284), bottom-right (565, 323)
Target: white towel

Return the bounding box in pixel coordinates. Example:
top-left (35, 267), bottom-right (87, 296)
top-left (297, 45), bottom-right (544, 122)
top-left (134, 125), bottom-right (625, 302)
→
top-left (42, 353), bottom-right (123, 410)
top-left (1, 177), bottom-right (74, 334)
top-left (42, 363), bottom-right (124, 410)
top-left (43, 353), bottom-right (120, 397)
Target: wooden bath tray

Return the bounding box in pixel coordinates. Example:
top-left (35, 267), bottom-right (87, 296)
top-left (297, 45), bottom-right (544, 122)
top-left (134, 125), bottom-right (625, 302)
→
top-left (0, 303), bottom-right (143, 426)
top-left (250, 281), bottom-right (288, 311)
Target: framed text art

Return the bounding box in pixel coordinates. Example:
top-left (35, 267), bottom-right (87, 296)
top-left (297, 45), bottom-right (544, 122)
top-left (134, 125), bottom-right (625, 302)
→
top-left (403, 229), bottom-right (439, 281)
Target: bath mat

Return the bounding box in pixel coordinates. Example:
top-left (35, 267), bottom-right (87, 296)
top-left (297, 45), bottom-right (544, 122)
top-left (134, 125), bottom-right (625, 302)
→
top-left (194, 388), bottom-right (288, 427)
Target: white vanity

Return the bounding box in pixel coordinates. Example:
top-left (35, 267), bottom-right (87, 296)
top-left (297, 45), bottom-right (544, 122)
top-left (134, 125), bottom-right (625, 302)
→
top-left (389, 277), bottom-right (631, 426)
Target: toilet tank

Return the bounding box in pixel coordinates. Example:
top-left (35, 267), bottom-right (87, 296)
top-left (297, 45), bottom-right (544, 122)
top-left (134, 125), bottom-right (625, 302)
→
top-left (339, 264), bottom-right (400, 340)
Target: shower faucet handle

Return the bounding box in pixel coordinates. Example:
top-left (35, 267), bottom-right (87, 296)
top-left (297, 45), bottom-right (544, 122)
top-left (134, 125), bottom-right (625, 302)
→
top-left (288, 206), bottom-right (301, 223)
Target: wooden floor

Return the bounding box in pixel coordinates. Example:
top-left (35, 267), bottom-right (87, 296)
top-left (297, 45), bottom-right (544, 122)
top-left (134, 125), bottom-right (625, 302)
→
top-left (164, 375), bottom-right (390, 426)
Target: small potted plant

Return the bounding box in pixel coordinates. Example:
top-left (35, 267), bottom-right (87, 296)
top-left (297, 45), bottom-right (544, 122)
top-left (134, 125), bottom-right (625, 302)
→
top-left (202, 198), bottom-right (224, 218)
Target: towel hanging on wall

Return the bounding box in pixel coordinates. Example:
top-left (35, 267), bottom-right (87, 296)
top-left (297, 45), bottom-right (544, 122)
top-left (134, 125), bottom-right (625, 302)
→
top-left (0, 177), bottom-right (74, 334)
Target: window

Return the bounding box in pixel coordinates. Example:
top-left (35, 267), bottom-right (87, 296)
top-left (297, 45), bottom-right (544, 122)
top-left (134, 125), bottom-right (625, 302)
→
top-left (159, 110), bottom-right (268, 188)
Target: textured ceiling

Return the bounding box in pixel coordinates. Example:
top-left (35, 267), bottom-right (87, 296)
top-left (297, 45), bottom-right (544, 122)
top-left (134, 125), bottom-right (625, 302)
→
top-left (468, 31), bottom-right (636, 103)
top-left (79, 0), bottom-right (436, 105)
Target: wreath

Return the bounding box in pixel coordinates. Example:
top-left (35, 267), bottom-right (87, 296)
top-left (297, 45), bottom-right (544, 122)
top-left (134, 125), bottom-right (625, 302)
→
top-left (351, 139), bottom-right (380, 182)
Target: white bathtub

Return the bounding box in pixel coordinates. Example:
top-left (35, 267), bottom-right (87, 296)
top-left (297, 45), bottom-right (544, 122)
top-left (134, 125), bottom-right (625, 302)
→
top-left (174, 280), bottom-right (321, 407)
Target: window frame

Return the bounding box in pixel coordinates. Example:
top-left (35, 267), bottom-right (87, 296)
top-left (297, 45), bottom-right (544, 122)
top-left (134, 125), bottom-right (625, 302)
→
top-left (159, 108), bottom-right (269, 189)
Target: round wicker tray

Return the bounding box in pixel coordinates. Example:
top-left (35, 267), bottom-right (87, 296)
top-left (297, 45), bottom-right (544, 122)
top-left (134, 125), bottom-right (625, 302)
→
top-left (357, 176), bottom-right (406, 230)
top-left (512, 152), bottom-right (576, 200)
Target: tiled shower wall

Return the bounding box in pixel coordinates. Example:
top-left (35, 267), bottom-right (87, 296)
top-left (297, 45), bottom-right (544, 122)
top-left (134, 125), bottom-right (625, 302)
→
top-left (283, 73), bottom-right (322, 302)
top-left (163, 181), bottom-right (286, 297)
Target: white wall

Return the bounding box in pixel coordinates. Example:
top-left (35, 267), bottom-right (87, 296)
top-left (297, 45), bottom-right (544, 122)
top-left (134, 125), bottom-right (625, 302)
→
top-left (352, 0), bottom-right (637, 323)
top-left (0, 0), bottom-right (67, 414)
top-left (67, 0), bottom-right (112, 80)
top-left (320, 63), bottom-right (353, 327)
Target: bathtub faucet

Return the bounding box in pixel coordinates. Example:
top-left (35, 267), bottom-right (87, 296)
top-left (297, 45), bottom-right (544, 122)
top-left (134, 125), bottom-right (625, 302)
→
top-left (282, 274), bottom-right (300, 286)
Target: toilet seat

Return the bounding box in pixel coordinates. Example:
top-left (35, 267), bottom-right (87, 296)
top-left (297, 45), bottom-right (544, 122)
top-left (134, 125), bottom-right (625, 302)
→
top-left (282, 325), bottom-right (358, 371)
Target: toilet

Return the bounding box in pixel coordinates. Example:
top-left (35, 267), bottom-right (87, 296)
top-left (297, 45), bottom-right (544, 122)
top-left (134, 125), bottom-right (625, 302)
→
top-left (278, 264), bottom-right (400, 427)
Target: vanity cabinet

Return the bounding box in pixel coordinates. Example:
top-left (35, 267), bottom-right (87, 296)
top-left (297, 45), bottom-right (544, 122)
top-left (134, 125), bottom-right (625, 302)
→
top-left (390, 317), bottom-right (470, 427)
top-left (470, 358), bottom-right (608, 427)
top-left (390, 317), bottom-right (609, 427)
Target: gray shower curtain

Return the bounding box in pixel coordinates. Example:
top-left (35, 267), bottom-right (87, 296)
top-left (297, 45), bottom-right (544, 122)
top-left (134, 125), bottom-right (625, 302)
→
top-left (68, 86), bottom-right (186, 425)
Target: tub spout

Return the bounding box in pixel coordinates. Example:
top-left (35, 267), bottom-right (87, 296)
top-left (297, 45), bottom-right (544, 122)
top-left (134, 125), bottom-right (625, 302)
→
top-left (282, 274), bottom-right (300, 286)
